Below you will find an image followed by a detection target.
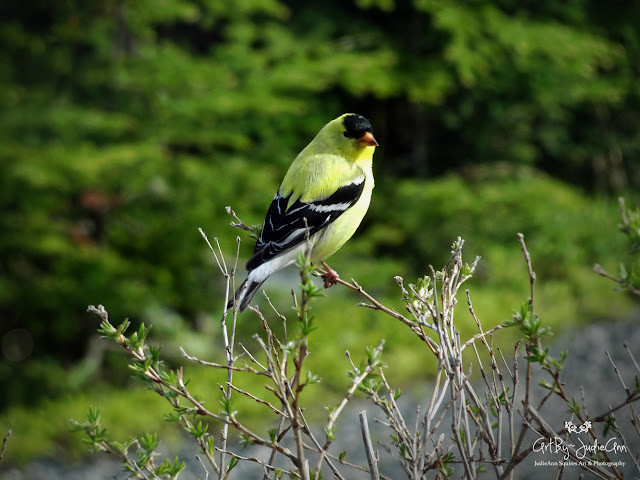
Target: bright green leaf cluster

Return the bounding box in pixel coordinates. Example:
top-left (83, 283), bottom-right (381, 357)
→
top-left (71, 407), bottom-right (186, 479)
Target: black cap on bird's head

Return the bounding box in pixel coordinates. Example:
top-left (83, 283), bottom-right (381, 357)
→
top-left (342, 114), bottom-right (378, 147)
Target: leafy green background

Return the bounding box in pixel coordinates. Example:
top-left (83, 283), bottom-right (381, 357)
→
top-left (1, 0), bottom-right (638, 466)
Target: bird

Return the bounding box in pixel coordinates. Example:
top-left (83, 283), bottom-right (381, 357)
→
top-left (228, 113), bottom-right (378, 312)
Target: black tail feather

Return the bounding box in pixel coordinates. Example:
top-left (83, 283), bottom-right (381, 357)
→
top-left (227, 279), bottom-right (265, 312)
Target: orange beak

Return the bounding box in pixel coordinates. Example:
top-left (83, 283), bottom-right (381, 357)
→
top-left (358, 131), bottom-right (379, 147)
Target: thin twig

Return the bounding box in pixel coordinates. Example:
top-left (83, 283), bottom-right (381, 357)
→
top-left (180, 346), bottom-right (267, 375)
top-left (196, 455), bottom-right (210, 480)
top-left (0, 430), bottom-right (11, 463)
top-left (226, 205), bottom-right (254, 232)
top-left (314, 340), bottom-right (385, 477)
top-left (624, 342), bottom-right (640, 374)
top-left (606, 351), bottom-right (630, 395)
top-left (360, 411), bottom-right (380, 480)
top-left (215, 447), bottom-right (300, 478)
top-left (516, 233), bottom-right (535, 309)
top-left (224, 382), bottom-right (288, 416)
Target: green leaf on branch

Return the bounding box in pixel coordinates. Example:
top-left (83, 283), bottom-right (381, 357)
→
top-left (186, 420), bottom-right (209, 439)
top-left (219, 397), bottom-right (237, 418)
top-left (567, 397), bottom-right (581, 415)
top-left (156, 456), bottom-right (186, 477)
top-left (603, 415), bottom-right (617, 437)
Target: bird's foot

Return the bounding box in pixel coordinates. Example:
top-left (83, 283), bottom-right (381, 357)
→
top-left (321, 261), bottom-right (340, 288)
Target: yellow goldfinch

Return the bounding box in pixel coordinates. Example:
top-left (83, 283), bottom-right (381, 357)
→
top-left (229, 113), bottom-right (378, 312)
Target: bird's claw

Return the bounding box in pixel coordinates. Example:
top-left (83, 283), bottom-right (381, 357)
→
top-left (321, 261), bottom-right (340, 288)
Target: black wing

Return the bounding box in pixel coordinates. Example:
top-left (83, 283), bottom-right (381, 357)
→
top-left (246, 177), bottom-right (365, 271)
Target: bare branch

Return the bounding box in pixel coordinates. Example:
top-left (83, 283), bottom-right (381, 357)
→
top-left (360, 411), bottom-right (380, 480)
top-left (0, 430), bottom-right (11, 464)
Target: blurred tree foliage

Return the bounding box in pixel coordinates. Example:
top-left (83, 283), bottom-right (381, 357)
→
top-left (1, 0), bottom-right (639, 410)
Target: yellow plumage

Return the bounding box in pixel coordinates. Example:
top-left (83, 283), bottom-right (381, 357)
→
top-left (229, 113), bottom-right (378, 312)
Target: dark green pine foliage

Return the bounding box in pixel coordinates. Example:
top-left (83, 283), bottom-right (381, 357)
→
top-left (0, 0), bottom-right (638, 408)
